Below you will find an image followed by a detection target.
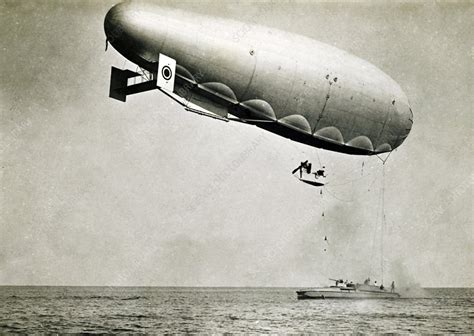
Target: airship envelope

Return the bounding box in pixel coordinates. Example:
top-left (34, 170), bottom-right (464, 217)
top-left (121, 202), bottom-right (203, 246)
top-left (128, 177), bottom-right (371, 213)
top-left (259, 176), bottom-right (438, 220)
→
top-left (104, 2), bottom-right (413, 156)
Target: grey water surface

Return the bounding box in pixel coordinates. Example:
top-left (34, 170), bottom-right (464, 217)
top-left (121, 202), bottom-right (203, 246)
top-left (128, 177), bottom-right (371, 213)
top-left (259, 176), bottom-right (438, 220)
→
top-left (0, 286), bottom-right (472, 333)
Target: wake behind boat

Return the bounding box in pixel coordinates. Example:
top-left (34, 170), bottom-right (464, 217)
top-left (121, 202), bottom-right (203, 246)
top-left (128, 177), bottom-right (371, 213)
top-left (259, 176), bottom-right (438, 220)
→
top-left (297, 278), bottom-right (400, 300)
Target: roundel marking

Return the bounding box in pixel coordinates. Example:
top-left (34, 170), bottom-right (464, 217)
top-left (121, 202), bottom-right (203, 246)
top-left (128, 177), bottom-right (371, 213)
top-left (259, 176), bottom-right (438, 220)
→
top-left (162, 65), bottom-right (172, 80)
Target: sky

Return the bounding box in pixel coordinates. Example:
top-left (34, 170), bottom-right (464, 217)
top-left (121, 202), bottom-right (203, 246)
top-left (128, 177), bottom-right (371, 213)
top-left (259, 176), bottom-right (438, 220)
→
top-left (0, 0), bottom-right (472, 288)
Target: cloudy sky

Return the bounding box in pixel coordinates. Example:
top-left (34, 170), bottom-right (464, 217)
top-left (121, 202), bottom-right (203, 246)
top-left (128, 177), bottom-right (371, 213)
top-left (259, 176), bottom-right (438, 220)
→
top-left (1, 1), bottom-right (472, 287)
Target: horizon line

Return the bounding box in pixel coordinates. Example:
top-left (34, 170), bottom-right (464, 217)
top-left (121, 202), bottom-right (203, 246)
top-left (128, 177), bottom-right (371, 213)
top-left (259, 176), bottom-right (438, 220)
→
top-left (0, 285), bottom-right (472, 289)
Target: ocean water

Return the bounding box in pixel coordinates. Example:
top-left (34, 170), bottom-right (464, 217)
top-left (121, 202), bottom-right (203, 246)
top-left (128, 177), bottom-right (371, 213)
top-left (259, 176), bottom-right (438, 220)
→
top-left (0, 286), bottom-right (472, 333)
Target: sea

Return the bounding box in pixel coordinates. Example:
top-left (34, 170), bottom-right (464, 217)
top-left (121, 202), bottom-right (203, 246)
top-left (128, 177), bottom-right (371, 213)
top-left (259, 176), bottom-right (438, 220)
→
top-left (0, 286), bottom-right (472, 333)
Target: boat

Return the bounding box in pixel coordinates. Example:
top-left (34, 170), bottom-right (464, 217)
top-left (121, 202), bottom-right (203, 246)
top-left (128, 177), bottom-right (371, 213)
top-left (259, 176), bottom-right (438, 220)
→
top-left (297, 278), bottom-right (400, 300)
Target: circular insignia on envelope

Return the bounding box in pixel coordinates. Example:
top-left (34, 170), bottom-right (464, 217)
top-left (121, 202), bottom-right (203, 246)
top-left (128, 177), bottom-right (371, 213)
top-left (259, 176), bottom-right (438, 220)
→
top-left (162, 65), bottom-right (172, 80)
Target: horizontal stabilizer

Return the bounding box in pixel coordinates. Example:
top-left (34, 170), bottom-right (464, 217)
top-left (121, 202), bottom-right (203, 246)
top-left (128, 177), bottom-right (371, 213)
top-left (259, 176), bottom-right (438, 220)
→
top-left (109, 66), bottom-right (156, 102)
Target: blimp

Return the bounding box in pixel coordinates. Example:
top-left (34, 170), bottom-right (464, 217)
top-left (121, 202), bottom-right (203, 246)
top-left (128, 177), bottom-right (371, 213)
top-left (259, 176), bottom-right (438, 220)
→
top-left (104, 2), bottom-right (413, 156)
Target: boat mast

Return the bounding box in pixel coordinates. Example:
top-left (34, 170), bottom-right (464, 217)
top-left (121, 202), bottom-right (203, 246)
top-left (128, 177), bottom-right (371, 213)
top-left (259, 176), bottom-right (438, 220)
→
top-left (377, 152), bottom-right (392, 285)
top-left (381, 164), bottom-right (386, 285)
top-left (369, 161), bottom-right (387, 285)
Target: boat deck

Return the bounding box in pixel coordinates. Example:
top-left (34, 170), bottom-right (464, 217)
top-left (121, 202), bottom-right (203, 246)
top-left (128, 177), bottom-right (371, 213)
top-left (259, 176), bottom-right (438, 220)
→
top-left (297, 283), bottom-right (400, 299)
